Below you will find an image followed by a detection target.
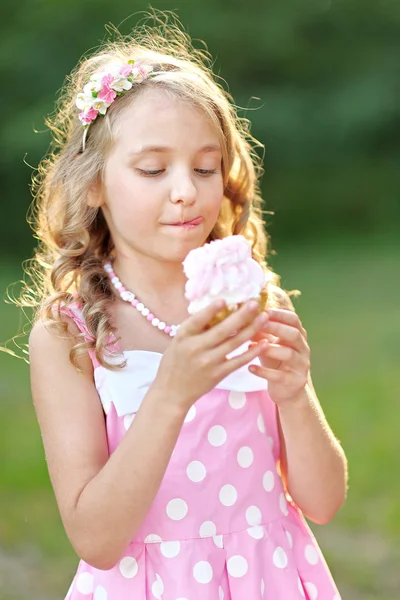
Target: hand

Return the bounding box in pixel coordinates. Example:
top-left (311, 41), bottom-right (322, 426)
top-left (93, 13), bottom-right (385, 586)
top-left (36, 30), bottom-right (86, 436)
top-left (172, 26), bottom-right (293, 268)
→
top-left (154, 300), bottom-right (269, 413)
top-left (248, 308), bottom-right (311, 406)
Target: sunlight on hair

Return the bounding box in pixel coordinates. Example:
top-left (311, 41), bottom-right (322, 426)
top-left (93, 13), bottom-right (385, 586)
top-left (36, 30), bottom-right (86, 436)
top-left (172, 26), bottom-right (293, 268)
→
top-left (5, 9), bottom-right (284, 370)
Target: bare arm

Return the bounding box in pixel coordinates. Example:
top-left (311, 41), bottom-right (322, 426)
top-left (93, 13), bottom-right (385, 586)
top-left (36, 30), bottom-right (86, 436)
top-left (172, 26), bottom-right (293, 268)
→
top-left (277, 375), bottom-right (348, 524)
top-left (29, 319), bottom-right (186, 570)
top-left (252, 286), bottom-right (348, 523)
top-left (29, 299), bottom-right (269, 569)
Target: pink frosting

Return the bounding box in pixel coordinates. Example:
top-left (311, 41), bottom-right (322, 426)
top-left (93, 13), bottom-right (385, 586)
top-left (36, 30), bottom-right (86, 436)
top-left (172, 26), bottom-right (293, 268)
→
top-left (183, 235), bottom-right (266, 313)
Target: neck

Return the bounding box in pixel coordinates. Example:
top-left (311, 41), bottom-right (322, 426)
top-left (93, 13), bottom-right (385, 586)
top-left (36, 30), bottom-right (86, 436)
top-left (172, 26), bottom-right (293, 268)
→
top-left (110, 251), bottom-right (188, 310)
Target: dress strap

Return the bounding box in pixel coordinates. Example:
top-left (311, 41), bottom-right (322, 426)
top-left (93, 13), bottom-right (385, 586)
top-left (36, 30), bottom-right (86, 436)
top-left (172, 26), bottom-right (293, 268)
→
top-left (59, 301), bottom-right (100, 370)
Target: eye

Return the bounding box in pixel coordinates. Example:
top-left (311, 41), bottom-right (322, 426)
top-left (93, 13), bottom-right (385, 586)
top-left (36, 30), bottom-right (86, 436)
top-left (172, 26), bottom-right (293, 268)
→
top-left (195, 169), bottom-right (217, 176)
top-left (136, 169), bottom-right (164, 177)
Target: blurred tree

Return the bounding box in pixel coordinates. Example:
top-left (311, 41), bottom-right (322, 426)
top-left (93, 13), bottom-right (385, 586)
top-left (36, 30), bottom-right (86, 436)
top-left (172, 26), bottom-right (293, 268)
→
top-left (0, 0), bottom-right (399, 258)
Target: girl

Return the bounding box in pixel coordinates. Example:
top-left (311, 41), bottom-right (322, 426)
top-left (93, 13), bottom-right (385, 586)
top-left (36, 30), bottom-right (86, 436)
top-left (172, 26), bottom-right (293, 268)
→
top-left (27, 16), bottom-right (347, 600)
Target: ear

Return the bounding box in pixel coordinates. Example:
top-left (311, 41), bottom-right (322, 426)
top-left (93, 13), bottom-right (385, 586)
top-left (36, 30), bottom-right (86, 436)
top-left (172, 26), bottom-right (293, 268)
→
top-left (86, 180), bottom-right (104, 208)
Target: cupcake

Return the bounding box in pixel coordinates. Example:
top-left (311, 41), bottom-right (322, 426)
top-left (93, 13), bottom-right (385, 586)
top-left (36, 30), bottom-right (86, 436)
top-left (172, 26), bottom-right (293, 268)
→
top-left (183, 235), bottom-right (268, 326)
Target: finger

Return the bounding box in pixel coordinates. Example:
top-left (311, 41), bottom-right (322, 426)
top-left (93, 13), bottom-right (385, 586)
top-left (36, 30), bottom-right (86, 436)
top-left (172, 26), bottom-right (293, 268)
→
top-left (267, 308), bottom-right (301, 328)
top-left (202, 301), bottom-right (263, 348)
top-left (218, 339), bottom-right (269, 378)
top-left (267, 309), bottom-right (307, 339)
top-left (214, 312), bottom-right (269, 358)
top-left (181, 300), bottom-right (226, 335)
top-left (248, 364), bottom-right (292, 383)
top-left (263, 343), bottom-right (300, 367)
top-left (263, 321), bottom-right (307, 351)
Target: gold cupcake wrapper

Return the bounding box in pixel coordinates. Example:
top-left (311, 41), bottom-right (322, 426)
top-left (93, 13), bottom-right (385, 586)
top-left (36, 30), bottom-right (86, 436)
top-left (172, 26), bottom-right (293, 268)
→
top-left (207, 286), bottom-right (269, 328)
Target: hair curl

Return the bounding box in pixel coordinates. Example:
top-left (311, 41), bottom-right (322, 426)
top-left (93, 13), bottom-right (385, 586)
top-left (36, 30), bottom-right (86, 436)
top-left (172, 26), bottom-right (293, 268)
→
top-left (13, 11), bottom-right (285, 371)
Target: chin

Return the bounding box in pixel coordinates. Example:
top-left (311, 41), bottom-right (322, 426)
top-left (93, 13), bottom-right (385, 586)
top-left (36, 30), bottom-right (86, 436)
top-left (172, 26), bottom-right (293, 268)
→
top-left (158, 232), bottom-right (210, 261)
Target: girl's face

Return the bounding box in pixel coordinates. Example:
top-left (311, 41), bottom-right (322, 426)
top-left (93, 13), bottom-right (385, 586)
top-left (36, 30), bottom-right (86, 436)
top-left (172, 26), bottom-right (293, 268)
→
top-left (97, 88), bottom-right (224, 264)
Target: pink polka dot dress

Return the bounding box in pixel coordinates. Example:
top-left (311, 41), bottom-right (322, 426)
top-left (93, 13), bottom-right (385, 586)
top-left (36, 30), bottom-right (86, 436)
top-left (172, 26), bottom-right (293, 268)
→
top-left (63, 304), bottom-right (341, 600)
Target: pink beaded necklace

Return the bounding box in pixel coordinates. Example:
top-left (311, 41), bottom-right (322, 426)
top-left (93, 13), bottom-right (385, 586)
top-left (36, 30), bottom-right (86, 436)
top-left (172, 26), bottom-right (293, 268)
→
top-left (103, 260), bottom-right (179, 337)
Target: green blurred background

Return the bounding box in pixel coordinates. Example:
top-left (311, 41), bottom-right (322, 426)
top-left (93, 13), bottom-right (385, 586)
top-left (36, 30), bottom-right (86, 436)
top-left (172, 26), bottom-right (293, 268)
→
top-left (0, 1), bottom-right (399, 599)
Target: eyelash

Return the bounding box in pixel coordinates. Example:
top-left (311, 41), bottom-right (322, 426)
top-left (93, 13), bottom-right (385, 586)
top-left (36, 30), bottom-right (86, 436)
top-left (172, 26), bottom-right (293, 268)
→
top-left (137, 169), bottom-right (217, 177)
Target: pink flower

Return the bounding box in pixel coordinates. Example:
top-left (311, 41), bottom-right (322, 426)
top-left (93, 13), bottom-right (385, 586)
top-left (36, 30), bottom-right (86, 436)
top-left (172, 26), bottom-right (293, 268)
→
top-left (98, 84), bottom-right (117, 104)
top-left (79, 107), bottom-right (99, 125)
top-left (119, 64), bottom-right (134, 77)
top-left (101, 73), bottom-right (114, 87)
top-left (132, 63), bottom-right (153, 80)
top-left (183, 235), bottom-right (266, 314)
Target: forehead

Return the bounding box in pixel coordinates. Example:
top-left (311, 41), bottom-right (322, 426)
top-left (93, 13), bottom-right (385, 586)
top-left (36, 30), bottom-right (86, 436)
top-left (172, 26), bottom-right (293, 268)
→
top-left (112, 88), bottom-right (222, 152)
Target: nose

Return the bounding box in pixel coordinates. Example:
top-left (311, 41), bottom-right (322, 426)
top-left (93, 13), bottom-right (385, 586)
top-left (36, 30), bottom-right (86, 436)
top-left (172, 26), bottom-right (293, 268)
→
top-left (169, 172), bottom-right (197, 206)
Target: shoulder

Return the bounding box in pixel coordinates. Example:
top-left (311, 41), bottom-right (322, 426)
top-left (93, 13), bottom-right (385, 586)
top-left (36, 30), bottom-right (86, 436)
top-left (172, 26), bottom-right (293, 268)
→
top-left (267, 284), bottom-right (296, 312)
top-left (29, 314), bottom-right (93, 377)
top-left (29, 311), bottom-right (80, 356)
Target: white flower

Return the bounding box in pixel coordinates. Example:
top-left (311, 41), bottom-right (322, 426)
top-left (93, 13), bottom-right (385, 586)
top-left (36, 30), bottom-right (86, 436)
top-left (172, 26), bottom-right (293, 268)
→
top-left (83, 80), bottom-right (102, 95)
top-left (89, 71), bottom-right (107, 84)
top-left (110, 76), bottom-right (133, 93)
top-left (108, 62), bottom-right (125, 77)
top-left (91, 98), bottom-right (110, 115)
top-left (76, 92), bottom-right (93, 111)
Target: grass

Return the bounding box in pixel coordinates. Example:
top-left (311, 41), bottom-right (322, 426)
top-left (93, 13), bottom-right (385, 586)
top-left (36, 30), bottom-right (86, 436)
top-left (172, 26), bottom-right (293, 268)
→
top-left (0, 232), bottom-right (399, 599)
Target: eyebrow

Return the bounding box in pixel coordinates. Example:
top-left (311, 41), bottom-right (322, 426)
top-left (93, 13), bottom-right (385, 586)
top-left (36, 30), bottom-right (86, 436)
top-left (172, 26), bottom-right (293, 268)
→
top-left (129, 144), bottom-right (221, 156)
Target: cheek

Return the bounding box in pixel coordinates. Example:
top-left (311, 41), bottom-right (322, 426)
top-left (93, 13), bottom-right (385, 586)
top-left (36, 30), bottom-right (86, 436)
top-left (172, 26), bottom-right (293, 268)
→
top-left (205, 177), bottom-right (224, 214)
top-left (105, 171), bottom-right (153, 218)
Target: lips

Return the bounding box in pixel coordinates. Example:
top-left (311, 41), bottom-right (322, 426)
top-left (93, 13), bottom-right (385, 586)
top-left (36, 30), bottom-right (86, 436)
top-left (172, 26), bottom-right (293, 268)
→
top-left (169, 217), bottom-right (204, 226)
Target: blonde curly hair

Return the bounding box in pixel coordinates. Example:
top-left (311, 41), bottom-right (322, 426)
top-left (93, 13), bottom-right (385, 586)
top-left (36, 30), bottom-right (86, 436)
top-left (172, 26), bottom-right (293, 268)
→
top-left (15, 12), bottom-right (283, 370)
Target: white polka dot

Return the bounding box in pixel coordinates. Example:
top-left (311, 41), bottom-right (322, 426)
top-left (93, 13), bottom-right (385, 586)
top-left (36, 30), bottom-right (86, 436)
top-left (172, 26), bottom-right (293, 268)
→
top-left (144, 533), bottom-right (162, 543)
top-left (298, 578), bottom-right (305, 597)
top-left (263, 470), bottom-right (275, 492)
top-left (228, 391), bottom-right (246, 409)
top-left (124, 413), bottom-right (135, 430)
top-left (279, 492), bottom-right (289, 516)
top-left (160, 540), bottom-right (180, 558)
top-left (219, 587), bottom-right (224, 600)
top-left (257, 413), bottom-right (266, 433)
top-left (305, 544), bottom-right (319, 565)
top-left (219, 484), bottom-right (237, 506)
top-left (273, 546), bottom-right (288, 569)
top-left (285, 529), bottom-right (293, 548)
top-left (187, 460), bottom-right (206, 482)
top-left (332, 595), bottom-right (340, 600)
top-left (267, 436), bottom-right (274, 448)
top-left (119, 556), bottom-right (138, 579)
top-left (199, 520), bottom-right (217, 538)
top-left (193, 561), bottom-right (213, 584)
top-left (248, 525), bottom-right (264, 539)
top-left (94, 586), bottom-right (107, 600)
top-left (227, 555), bottom-right (248, 578)
top-left (208, 425), bottom-right (227, 446)
top-left (166, 498), bottom-right (188, 521)
top-left (304, 582), bottom-right (318, 600)
top-left (103, 399), bottom-right (111, 414)
top-left (151, 573), bottom-right (164, 599)
top-left (76, 573), bottom-right (94, 594)
top-left (261, 578), bottom-right (265, 597)
top-left (245, 505), bottom-right (262, 526)
top-left (237, 446), bottom-right (254, 468)
top-left (213, 534), bottom-right (224, 548)
top-left (184, 405), bottom-right (196, 423)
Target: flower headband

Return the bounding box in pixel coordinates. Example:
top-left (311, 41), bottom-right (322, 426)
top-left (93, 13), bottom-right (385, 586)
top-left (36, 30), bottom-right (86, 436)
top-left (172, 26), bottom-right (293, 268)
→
top-left (75, 60), bottom-right (154, 151)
